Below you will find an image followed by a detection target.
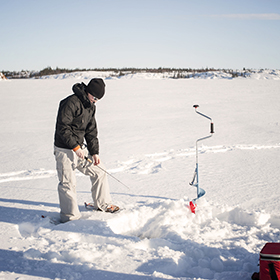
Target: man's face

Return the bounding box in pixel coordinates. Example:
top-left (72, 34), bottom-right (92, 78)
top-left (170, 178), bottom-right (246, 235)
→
top-left (87, 93), bottom-right (98, 104)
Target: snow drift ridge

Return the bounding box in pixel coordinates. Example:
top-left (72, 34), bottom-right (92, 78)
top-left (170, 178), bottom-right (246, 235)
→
top-left (37, 69), bottom-right (280, 80)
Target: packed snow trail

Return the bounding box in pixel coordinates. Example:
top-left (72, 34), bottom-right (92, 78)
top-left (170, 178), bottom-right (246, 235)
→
top-left (1, 143), bottom-right (279, 180)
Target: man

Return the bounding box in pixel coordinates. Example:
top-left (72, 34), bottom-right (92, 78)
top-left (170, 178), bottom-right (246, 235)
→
top-left (54, 78), bottom-right (119, 223)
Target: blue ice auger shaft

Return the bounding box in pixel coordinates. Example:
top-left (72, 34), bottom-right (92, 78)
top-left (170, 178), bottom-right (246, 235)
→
top-left (189, 105), bottom-right (214, 203)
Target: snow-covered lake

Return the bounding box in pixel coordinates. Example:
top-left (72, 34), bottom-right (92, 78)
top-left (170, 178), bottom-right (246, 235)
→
top-left (0, 71), bottom-right (280, 279)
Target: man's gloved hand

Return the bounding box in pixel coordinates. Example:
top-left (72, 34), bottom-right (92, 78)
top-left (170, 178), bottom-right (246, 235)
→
top-left (74, 148), bottom-right (84, 159)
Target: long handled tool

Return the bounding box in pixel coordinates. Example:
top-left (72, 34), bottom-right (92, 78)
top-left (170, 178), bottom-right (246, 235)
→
top-left (189, 105), bottom-right (214, 213)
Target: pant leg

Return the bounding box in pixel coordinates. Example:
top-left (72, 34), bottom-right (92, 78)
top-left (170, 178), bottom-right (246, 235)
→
top-left (76, 151), bottom-right (112, 211)
top-left (54, 146), bottom-right (81, 223)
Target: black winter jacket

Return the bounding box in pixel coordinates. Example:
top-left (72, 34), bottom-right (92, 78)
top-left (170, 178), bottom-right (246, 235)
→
top-left (54, 83), bottom-right (99, 155)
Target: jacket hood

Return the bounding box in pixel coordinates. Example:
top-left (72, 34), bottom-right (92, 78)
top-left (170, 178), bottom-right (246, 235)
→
top-left (72, 83), bottom-right (93, 109)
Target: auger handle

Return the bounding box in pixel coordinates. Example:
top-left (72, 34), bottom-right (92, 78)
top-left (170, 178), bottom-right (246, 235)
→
top-left (211, 122), bottom-right (214, 134)
top-left (193, 105), bottom-right (214, 133)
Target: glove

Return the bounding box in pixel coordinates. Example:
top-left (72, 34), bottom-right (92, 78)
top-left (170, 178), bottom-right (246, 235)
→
top-left (74, 148), bottom-right (84, 159)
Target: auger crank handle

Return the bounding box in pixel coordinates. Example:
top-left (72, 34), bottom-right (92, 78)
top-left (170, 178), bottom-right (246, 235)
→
top-left (193, 104), bottom-right (214, 133)
top-left (210, 122), bottom-right (214, 134)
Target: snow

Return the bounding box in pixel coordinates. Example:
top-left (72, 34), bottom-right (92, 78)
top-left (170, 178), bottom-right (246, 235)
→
top-left (0, 71), bottom-right (280, 280)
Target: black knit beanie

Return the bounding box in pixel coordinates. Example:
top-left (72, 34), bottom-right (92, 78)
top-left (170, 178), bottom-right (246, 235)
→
top-left (86, 78), bottom-right (105, 99)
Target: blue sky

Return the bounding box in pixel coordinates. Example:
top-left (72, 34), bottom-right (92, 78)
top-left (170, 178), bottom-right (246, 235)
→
top-left (1, 0), bottom-right (279, 71)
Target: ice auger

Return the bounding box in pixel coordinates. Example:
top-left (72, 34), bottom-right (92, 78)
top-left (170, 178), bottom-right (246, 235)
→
top-left (189, 105), bottom-right (214, 213)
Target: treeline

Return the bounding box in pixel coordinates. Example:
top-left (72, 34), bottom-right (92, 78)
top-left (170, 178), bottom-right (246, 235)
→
top-left (2, 66), bottom-right (252, 79)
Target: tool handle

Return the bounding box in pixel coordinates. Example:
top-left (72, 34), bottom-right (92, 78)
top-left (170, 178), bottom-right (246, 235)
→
top-left (85, 156), bottom-right (93, 163)
top-left (211, 122), bottom-right (214, 134)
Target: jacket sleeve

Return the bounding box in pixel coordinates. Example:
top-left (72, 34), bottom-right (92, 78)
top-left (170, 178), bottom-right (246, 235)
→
top-left (85, 111), bottom-right (99, 155)
top-left (55, 98), bottom-right (79, 150)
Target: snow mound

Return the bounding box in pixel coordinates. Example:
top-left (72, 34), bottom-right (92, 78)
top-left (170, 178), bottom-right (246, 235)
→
top-left (9, 198), bottom-right (280, 280)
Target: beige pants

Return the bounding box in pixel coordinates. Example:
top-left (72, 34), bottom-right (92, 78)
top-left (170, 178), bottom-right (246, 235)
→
top-left (54, 146), bottom-right (112, 223)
